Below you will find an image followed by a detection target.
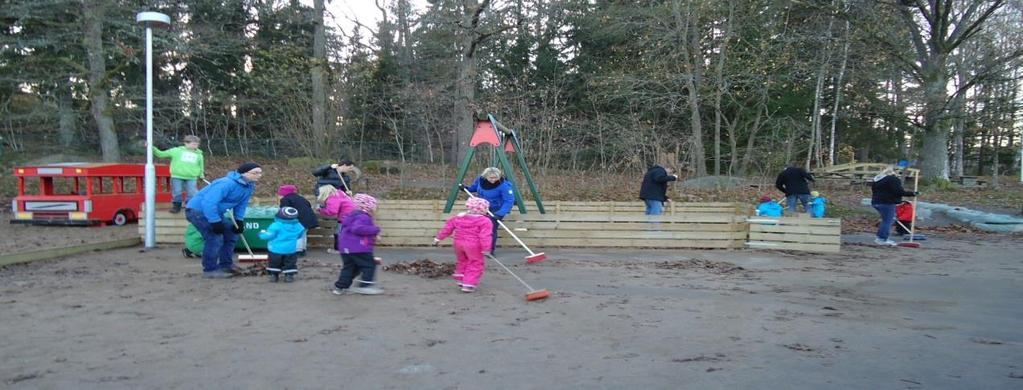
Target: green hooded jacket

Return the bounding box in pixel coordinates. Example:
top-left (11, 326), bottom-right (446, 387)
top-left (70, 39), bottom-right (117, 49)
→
top-left (152, 145), bottom-right (204, 179)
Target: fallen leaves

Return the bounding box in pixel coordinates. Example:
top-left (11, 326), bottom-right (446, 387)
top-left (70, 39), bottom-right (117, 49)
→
top-left (382, 259), bottom-right (455, 278)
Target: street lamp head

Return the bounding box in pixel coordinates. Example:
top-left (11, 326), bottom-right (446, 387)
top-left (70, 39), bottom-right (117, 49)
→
top-left (135, 12), bottom-right (170, 28)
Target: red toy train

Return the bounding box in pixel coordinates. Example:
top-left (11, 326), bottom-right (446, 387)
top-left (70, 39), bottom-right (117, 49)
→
top-left (11, 163), bottom-right (172, 226)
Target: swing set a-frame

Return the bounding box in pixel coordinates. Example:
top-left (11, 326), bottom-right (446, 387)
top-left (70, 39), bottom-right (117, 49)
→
top-left (443, 114), bottom-right (545, 214)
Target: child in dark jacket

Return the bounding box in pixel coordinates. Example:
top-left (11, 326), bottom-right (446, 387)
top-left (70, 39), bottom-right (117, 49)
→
top-left (331, 194), bottom-right (383, 296)
top-left (259, 207), bottom-right (307, 282)
top-left (277, 185), bottom-right (317, 256)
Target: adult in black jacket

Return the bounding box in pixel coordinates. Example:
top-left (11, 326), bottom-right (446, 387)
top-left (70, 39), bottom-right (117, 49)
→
top-left (870, 166), bottom-right (918, 246)
top-left (277, 185), bottom-right (318, 255)
top-left (775, 161), bottom-right (816, 213)
top-left (311, 159), bottom-right (356, 195)
top-left (639, 164), bottom-right (678, 215)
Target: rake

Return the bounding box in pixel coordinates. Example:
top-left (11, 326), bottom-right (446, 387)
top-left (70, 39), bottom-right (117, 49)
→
top-left (898, 173), bottom-right (922, 249)
top-left (486, 254), bottom-right (549, 301)
top-left (462, 188), bottom-right (546, 263)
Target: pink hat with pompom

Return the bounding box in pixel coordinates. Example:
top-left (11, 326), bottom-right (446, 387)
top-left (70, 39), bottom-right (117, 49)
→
top-left (353, 193), bottom-right (378, 212)
top-left (465, 197), bottom-right (490, 214)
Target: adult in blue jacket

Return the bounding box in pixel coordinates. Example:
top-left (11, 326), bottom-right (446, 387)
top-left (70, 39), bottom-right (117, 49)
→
top-left (185, 162), bottom-right (262, 278)
top-left (464, 167), bottom-right (515, 253)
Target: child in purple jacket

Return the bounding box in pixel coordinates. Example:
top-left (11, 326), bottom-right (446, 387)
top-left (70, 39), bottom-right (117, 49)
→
top-left (331, 194), bottom-right (383, 296)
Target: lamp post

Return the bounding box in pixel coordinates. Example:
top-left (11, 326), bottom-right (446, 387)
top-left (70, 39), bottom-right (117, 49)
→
top-left (136, 11), bottom-right (170, 250)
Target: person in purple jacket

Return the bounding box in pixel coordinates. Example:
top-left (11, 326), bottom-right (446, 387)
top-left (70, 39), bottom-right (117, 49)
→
top-left (331, 194), bottom-right (383, 296)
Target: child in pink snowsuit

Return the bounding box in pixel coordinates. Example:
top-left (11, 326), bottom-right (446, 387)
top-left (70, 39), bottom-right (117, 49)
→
top-left (433, 197), bottom-right (494, 293)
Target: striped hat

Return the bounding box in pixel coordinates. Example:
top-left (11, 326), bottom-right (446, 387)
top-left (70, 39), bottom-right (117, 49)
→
top-left (353, 194), bottom-right (378, 212)
top-left (277, 206), bottom-right (299, 220)
top-left (465, 197), bottom-right (490, 214)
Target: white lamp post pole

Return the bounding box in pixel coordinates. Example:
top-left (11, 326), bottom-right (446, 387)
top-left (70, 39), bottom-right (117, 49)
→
top-left (136, 11), bottom-right (170, 250)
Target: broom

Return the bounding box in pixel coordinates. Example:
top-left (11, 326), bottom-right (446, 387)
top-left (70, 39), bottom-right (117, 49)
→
top-left (462, 188), bottom-right (547, 263)
top-left (485, 254), bottom-right (549, 301)
top-left (898, 173), bottom-right (922, 249)
top-left (202, 178), bottom-right (268, 262)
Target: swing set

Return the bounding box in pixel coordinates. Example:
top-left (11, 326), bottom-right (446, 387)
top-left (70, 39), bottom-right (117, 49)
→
top-left (443, 114), bottom-right (545, 214)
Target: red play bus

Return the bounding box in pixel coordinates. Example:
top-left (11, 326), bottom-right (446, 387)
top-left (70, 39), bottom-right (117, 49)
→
top-left (11, 163), bottom-right (172, 226)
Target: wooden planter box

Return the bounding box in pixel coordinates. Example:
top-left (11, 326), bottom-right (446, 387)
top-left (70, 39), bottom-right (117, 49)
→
top-left (745, 216), bottom-right (842, 253)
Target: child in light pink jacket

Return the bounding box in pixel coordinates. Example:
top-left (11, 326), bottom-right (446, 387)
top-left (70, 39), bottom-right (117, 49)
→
top-left (317, 185), bottom-right (357, 254)
top-left (433, 197), bottom-right (494, 293)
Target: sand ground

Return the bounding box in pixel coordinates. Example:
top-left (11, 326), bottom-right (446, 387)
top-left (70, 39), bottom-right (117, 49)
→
top-left (1, 230), bottom-right (1021, 389)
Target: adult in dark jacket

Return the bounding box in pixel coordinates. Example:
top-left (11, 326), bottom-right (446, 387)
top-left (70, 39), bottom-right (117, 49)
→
top-left (639, 164), bottom-right (678, 215)
top-left (775, 161), bottom-right (816, 213)
top-left (311, 159), bottom-right (356, 195)
top-left (184, 162), bottom-right (262, 279)
top-left (277, 184), bottom-right (318, 256)
top-left (870, 166), bottom-right (918, 246)
top-left (464, 167), bottom-right (515, 253)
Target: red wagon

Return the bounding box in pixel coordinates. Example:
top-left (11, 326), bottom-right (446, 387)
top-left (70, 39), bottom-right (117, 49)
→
top-left (11, 163), bottom-right (172, 226)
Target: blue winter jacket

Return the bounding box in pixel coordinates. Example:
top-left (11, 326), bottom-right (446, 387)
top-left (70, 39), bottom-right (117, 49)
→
top-left (810, 197), bottom-right (827, 218)
top-left (756, 201), bottom-right (784, 217)
top-left (259, 217), bottom-right (306, 255)
top-left (186, 171), bottom-right (255, 223)
top-left (466, 176), bottom-right (515, 218)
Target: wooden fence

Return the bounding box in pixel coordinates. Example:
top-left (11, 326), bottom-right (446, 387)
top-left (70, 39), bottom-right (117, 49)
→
top-left (141, 200), bottom-right (842, 252)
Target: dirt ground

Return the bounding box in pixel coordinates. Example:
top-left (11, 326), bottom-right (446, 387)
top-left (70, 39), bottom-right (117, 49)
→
top-left (1, 227), bottom-right (1021, 389)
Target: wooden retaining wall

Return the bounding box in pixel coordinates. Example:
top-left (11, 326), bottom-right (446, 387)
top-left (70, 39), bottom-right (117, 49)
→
top-left (745, 216), bottom-right (842, 253)
top-left (142, 201), bottom-right (749, 249)
top-left (141, 201), bottom-right (842, 252)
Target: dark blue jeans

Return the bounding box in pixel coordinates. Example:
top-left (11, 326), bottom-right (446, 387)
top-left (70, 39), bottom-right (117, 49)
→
top-left (643, 199), bottom-right (664, 215)
top-left (872, 203), bottom-right (896, 241)
top-left (489, 215), bottom-right (502, 254)
top-left (335, 252), bottom-right (376, 289)
top-left (786, 194), bottom-right (811, 213)
top-left (185, 209), bottom-right (238, 273)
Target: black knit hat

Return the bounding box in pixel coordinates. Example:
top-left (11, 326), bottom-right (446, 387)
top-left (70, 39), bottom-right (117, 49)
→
top-left (277, 206), bottom-right (299, 220)
top-left (236, 162), bottom-right (262, 174)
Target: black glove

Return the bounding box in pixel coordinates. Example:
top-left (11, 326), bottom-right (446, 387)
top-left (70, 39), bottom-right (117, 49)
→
top-left (233, 219), bottom-right (245, 234)
top-left (911, 191), bottom-right (920, 197)
top-left (211, 221), bottom-right (226, 234)
top-left (458, 183), bottom-right (466, 190)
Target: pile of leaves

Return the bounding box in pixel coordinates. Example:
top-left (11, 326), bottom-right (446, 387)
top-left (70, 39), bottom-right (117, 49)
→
top-left (653, 259), bottom-right (745, 274)
top-left (382, 259), bottom-right (455, 278)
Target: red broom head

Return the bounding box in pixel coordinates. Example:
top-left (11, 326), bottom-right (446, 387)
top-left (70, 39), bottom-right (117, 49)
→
top-left (525, 289), bottom-right (550, 301)
top-left (525, 253), bottom-right (547, 264)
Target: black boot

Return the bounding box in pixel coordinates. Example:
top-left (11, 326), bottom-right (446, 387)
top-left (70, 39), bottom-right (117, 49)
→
top-left (170, 202), bottom-right (182, 214)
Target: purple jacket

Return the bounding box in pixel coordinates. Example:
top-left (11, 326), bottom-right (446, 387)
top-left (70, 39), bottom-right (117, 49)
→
top-left (338, 210), bottom-right (380, 254)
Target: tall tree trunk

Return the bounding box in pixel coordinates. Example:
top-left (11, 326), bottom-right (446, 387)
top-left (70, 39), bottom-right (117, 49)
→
top-left (711, 3), bottom-right (733, 176)
top-left (310, 0), bottom-right (327, 158)
top-left (454, 40), bottom-right (477, 166)
top-left (828, 18), bottom-right (850, 166)
top-left (674, 0), bottom-right (706, 176)
top-left (57, 75), bottom-right (76, 147)
top-left (920, 58), bottom-right (951, 181)
top-left (738, 102), bottom-right (765, 176)
top-left (453, 0), bottom-right (493, 166)
top-left (83, 0), bottom-right (119, 162)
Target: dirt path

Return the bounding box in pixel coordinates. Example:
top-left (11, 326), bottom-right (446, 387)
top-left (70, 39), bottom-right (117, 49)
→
top-left (1, 234), bottom-right (1021, 389)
